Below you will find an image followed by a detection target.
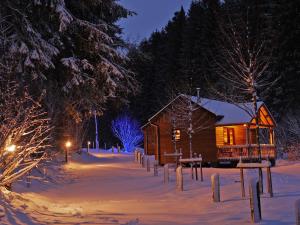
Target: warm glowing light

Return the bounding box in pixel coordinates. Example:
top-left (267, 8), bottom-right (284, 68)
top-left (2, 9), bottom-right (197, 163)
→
top-left (243, 124), bottom-right (247, 127)
top-left (6, 144), bottom-right (16, 152)
top-left (87, 141), bottom-right (91, 145)
top-left (65, 141), bottom-right (72, 148)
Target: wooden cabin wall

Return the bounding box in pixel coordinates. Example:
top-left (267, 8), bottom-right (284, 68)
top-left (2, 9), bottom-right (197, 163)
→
top-left (143, 125), bottom-right (157, 156)
top-left (175, 108), bottom-right (218, 163)
top-left (155, 114), bottom-right (174, 164)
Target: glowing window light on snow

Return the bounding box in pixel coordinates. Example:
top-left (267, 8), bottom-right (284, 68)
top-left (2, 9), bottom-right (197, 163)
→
top-left (6, 144), bottom-right (16, 152)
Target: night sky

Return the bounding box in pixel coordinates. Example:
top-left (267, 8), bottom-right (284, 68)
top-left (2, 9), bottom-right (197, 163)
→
top-left (118, 0), bottom-right (192, 41)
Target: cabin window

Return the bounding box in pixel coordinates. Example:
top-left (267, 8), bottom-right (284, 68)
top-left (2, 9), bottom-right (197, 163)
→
top-left (223, 127), bottom-right (235, 145)
top-left (172, 129), bottom-right (181, 141)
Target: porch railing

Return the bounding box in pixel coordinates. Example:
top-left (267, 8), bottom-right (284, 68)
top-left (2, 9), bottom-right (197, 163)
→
top-left (217, 144), bottom-right (276, 161)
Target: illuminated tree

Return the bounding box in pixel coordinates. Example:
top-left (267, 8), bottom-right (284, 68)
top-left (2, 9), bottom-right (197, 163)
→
top-left (0, 82), bottom-right (51, 189)
top-left (111, 114), bottom-right (143, 152)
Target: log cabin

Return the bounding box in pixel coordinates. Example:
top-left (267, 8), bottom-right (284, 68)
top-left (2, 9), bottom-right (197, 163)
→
top-left (142, 95), bottom-right (276, 166)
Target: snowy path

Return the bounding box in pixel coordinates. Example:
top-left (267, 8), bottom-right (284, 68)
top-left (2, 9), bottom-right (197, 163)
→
top-left (1, 152), bottom-right (300, 225)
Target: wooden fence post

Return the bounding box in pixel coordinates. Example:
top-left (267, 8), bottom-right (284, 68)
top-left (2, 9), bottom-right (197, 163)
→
top-left (137, 152), bottom-right (140, 164)
top-left (266, 165), bottom-right (273, 197)
top-left (176, 166), bottom-right (183, 191)
top-left (146, 156), bottom-right (150, 172)
top-left (240, 168), bottom-right (245, 198)
top-left (134, 150), bottom-right (136, 162)
top-left (199, 154), bottom-right (203, 182)
top-left (164, 164), bottom-right (169, 184)
top-left (211, 173), bottom-right (220, 202)
top-left (295, 199), bottom-right (300, 225)
top-left (249, 178), bottom-right (262, 223)
top-left (258, 168), bottom-right (263, 194)
top-left (154, 160), bottom-right (158, 176)
top-left (142, 155), bottom-right (146, 168)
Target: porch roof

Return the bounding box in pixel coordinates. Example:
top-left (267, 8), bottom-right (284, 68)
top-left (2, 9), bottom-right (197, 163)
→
top-left (190, 96), bottom-right (264, 125)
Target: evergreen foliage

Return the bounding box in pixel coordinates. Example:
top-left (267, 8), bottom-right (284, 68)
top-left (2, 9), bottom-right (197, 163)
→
top-left (128, 0), bottom-right (300, 125)
top-left (0, 0), bottom-right (137, 148)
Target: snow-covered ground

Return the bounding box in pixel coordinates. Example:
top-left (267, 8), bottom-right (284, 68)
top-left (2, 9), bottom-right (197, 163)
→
top-left (1, 150), bottom-right (300, 225)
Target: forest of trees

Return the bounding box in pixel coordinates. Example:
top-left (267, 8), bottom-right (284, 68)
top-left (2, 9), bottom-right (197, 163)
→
top-left (128, 0), bottom-right (300, 127)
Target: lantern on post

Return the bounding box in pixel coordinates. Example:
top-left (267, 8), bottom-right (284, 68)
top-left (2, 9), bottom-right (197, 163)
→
top-left (87, 141), bottom-right (91, 153)
top-left (65, 141), bottom-right (72, 163)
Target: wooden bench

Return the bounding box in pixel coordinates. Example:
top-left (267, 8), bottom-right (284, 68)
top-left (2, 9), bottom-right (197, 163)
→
top-left (179, 156), bottom-right (203, 181)
top-left (237, 161), bottom-right (273, 198)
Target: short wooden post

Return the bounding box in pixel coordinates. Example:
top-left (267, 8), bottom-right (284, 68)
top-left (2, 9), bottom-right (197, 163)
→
top-left (211, 173), bottom-right (220, 202)
top-left (295, 199), bottom-right (300, 225)
top-left (240, 168), bottom-right (245, 198)
top-left (137, 152), bottom-right (140, 164)
top-left (190, 162), bottom-right (194, 180)
top-left (154, 160), bottom-right (158, 176)
top-left (142, 155), bottom-right (145, 168)
top-left (249, 178), bottom-right (262, 223)
top-left (146, 156), bottom-right (150, 172)
top-left (134, 150), bottom-right (138, 162)
top-left (200, 161), bottom-right (203, 182)
top-left (266, 166), bottom-right (273, 197)
top-left (258, 168), bottom-right (263, 194)
top-left (176, 166), bottom-right (183, 191)
top-left (164, 164), bottom-right (169, 184)
top-left (117, 145), bottom-right (121, 153)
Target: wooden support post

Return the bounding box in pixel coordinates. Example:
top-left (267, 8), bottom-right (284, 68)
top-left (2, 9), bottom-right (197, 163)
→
top-left (200, 161), bottom-right (203, 182)
top-left (154, 160), bottom-right (158, 176)
top-left (146, 156), bottom-right (150, 172)
top-left (211, 173), bottom-right (220, 202)
top-left (266, 166), bottom-right (273, 197)
top-left (258, 168), bottom-right (263, 194)
top-left (164, 164), bottom-right (169, 184)
top-left (240, 168), bottom-right (245, 198)
top-left (176, 166), bottom-right (183, 191)
top-left (249, 178), bottom-right (262, 223)
top-left (190, 163), bottom-right (194, 180)
top-left (195, 162), bottom-right (198, 181)
top-left (295, 199), bottom-right (300, 225)
top-left (65, 148), bottom-right (68, 163)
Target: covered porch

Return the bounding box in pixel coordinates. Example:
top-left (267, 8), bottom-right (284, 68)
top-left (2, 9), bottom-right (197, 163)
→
top-left (216, 105), bottom-right (276, 163)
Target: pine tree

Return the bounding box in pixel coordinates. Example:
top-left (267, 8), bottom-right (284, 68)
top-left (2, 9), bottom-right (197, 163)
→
top-left (271, 0), bottom-right (300, 115)
top-left (0, 0), bottom-right (136, 148)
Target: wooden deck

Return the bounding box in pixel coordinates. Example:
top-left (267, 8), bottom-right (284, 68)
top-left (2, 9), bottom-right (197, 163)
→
top-left (217, 144), bottom-right (276, 161)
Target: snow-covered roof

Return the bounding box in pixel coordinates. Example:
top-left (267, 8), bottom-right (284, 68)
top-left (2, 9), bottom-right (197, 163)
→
top-left (147, 94), bottom-right (267, 126)
top-left (190, 96), bottom-right (264, 125)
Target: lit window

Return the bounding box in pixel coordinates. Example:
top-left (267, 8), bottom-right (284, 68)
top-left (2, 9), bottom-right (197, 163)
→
top-left (223, 127), bottom-right (235, 145)
top-left (173, 129), bottom-right (181, 141)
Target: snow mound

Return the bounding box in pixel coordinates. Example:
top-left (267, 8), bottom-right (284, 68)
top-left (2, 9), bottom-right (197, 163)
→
top-left (71, 151), bottom-right (102, 164)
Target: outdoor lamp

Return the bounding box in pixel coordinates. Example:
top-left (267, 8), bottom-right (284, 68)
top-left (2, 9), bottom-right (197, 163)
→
top-left (6, 144), bottom-right (16, 153)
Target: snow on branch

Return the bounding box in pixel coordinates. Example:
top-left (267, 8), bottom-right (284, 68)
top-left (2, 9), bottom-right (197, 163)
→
top-left (0, 82), bottom-right (52, 188)
top-left (111, 114), bottom-right (143, 152)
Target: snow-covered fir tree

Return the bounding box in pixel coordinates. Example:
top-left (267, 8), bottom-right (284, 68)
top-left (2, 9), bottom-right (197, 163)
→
top-left (0, 0), bottom-right (136, 148)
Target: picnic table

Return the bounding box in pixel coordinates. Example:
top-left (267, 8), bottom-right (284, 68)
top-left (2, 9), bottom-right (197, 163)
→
top-left (237, 160), bottom-right (273, 198)
top-left (179, 155), bottom-right (203, 181)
